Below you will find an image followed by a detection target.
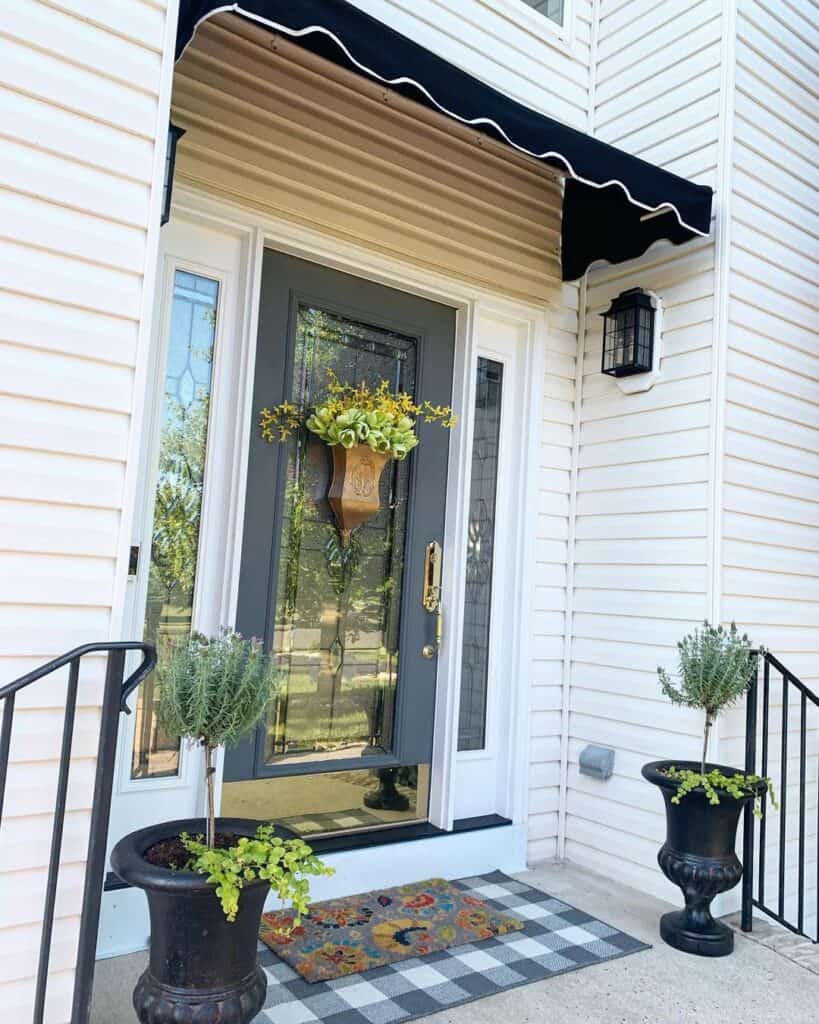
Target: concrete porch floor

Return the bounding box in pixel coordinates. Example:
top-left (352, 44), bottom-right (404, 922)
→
top-left (92, 860), bottom-right (819, 1024)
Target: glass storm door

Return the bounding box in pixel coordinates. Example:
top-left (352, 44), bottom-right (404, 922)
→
top-left (221, 251), bottom-right (456, 837)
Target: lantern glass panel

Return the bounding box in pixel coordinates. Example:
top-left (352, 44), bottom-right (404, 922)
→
top-left (601, 290), bottom-right (655, 377)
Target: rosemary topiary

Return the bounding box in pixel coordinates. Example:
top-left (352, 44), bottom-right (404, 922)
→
top-left (157, 629), bottom-right (279, 847)
top-left (658, 621), bottom-right (756, 775)
top-left (657, 622), bottom-right (777, 810)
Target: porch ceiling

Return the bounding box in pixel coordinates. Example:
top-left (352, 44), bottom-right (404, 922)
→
top-left (176, 0), bottom-right (713, 280)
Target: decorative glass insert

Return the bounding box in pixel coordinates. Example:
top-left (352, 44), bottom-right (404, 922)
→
top-left (521, 0), bottom-right (565, 26)
top-left (264, 306), bottom-right (417, 766)
top-left (458, 358), bottom-right (503, 752)
top-left (131, 270), bottom-right (218, 779)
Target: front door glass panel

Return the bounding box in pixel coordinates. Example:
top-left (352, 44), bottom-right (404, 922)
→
top-left (264, 306), bottom-right (417, 767)
top-left (222, 764), bottom-right (430, 838)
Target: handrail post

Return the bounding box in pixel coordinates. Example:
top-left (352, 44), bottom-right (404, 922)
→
top-left (70, 648), bottom-right (127, 1024)
top-left (0, 692), bottom-right (15, 826)
top-left (741, 653), bottom-right (758, 933)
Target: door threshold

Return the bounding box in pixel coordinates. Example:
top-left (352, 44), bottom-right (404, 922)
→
top-left (103, 815), bottom-right (511, 892)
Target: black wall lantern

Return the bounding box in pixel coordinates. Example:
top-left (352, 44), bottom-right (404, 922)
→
top-left (600, 288), bottom-right (656, 377)
top-left (161, 123), bottom-right (185, 226)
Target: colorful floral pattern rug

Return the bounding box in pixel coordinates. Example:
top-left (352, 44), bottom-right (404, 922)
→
top-left (259, 877), bottom-right (524, 981)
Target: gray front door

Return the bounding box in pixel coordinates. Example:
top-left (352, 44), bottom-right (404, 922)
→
top-left (222, 251), bottom-right (455, 833)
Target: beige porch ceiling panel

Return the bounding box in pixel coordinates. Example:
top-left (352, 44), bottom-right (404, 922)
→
top-left (171, 13), bottom-right (564, 303)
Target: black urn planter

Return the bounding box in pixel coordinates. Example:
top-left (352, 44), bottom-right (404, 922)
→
top-left (643, 761), bottom-right (762, 957)
top-left (111, 817), bottom-right (290, 1024)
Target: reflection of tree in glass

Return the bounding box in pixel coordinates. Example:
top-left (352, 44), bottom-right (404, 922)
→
top-left (150, 393), bottom-right (209, 609)
top-left (132, 274), bottom-right (218, 780)
top-left (136, 389), bottom-right (210, 778)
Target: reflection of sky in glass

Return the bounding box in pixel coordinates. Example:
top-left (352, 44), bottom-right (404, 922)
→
top-left (165, 271), bottom-right (217, 417)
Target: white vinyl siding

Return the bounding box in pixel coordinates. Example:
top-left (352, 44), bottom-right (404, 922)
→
top-left (348, 0), bottom-right (593, 131)
top-left (561, 0), bottom-right (724, 900)
top-left (0, 1), bottom-right (175, 1019)
top-left (718, 0), bottom-right (819, 937)
top-left (566, 242), bottom-right (716, 899)
top-left (563, 0), bottom-right (819, 916)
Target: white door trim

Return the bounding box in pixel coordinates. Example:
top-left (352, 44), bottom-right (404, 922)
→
top-left (118, 181), bottom-right (545, 842)
top-left (449, 305), bottom-right (544, 826)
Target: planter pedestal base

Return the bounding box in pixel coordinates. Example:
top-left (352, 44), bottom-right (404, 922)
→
top-left (134, 964), bottom-right (267, 1024)
top-left (642, 761), bottom-right (760, 959)
top-left (660, 909), bottom-right (734, 957)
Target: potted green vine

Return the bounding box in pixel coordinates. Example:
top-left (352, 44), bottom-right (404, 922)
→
top-left (642, 622), bottom-right (776, 957)
top-left (261, 371), bottom-right (455, 546)
top-left (111, 631), bottom-right (333, 1024)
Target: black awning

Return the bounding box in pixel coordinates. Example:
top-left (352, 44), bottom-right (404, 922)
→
top-left (177, 0), bottom-right (713, 281)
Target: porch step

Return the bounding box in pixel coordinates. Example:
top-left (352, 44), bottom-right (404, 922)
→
top-left (104, 814), bottom-right (512, 890)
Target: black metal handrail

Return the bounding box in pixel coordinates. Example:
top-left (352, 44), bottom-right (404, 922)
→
top-left (0, 642), bottom-right (156, 1024)
top-left (742, 650), bottom-right (819, 942)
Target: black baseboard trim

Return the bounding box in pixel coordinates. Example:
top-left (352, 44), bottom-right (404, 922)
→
top-left (103, 813), bottom-right (513, 892)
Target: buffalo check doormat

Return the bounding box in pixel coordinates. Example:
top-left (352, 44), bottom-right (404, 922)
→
top-left (255, 870), bottom-right (649, 1024)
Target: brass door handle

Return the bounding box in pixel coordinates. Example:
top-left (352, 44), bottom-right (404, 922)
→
top-left (422, 541), bottom-right (442, 613)
top-left (421, 542), bottom-right (443, 658)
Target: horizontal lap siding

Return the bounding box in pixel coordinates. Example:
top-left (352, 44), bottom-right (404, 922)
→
top-left (721, 0), bottom-right (819, 692)
top-left (0, 1), bottom-right (171, 1019)
top-left (562, 0), bottom-right (722, 898)
top-left (719, 0), bottom-right (819, 924)
top-left (175, 13), bottom-right (579, 864)
top-left (348, 0), bottom-right (593, 131)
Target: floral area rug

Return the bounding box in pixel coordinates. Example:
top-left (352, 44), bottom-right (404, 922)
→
top-left (259, 877), bottom-right (524, 982)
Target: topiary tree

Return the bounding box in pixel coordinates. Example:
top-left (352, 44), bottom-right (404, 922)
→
top-left (658, 621), bottom-right (756, 774)
top-left (157, 630), bottom-right (279, 847)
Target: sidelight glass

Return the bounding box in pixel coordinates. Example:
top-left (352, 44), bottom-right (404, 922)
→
top-left (131, 270), bottom-right (218, 779)
top-left (264, 306), bottom-right (417, 766)
top-left (458, 358), bottom-right (504, 752)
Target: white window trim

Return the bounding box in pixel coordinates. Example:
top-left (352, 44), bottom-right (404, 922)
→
top-left (480, 0), bottom-right (575, 52)
top-left (114, 253), bottom-right (232, 799)
top-left (114, 228), bottom-right (252, 801)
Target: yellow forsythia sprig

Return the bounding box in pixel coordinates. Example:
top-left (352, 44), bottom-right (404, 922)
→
top-left (260, 370), bottom-right (456, 461)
